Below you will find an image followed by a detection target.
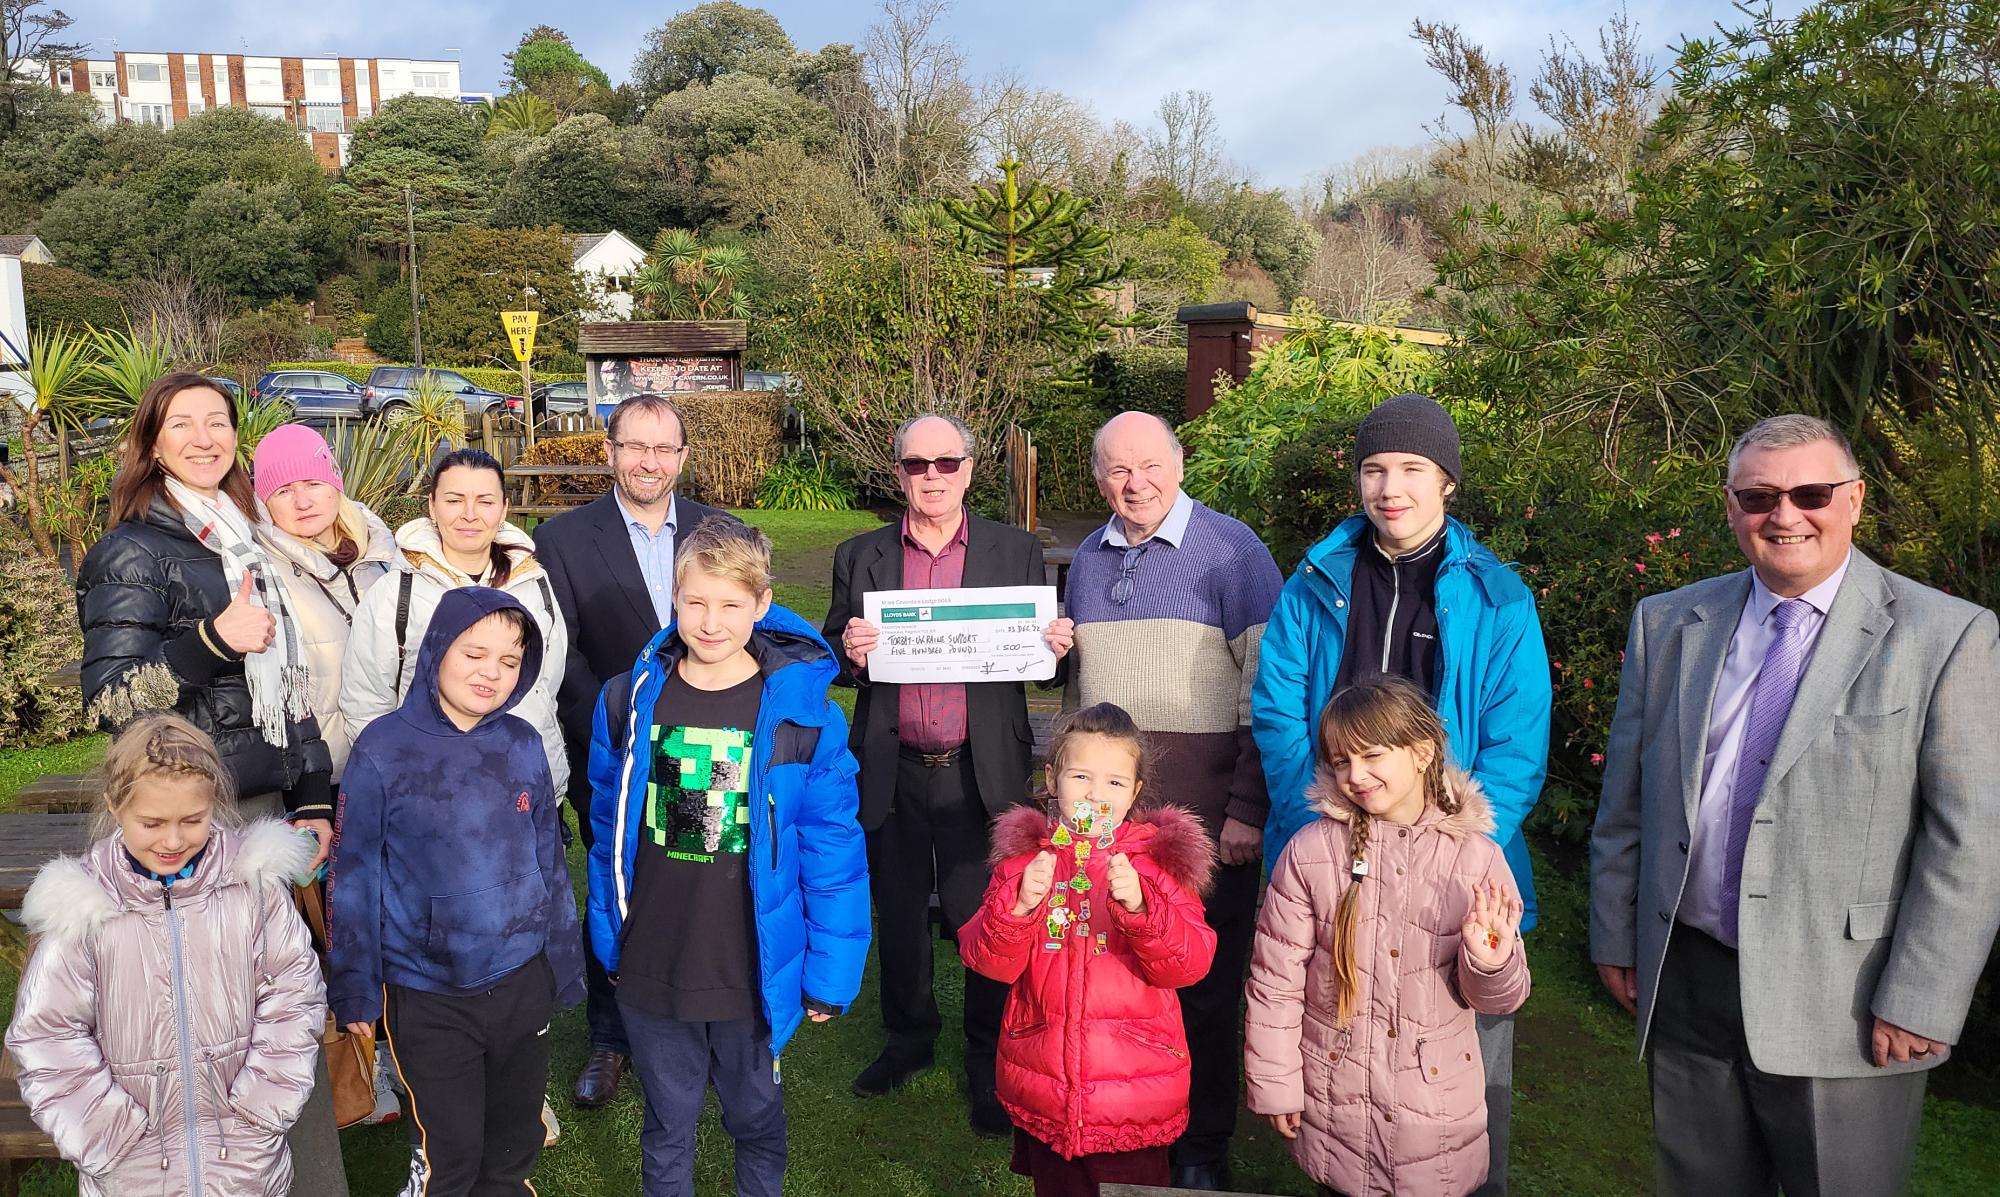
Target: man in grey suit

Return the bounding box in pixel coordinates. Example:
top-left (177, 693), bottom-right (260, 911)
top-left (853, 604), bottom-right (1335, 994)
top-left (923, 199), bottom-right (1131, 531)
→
top-left (1590, 414), bottom-right (2000, 1196)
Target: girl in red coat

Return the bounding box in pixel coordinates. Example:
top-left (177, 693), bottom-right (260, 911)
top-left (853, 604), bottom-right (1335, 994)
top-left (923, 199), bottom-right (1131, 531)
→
top-left (960, 702), bottom-right (1218, 1197)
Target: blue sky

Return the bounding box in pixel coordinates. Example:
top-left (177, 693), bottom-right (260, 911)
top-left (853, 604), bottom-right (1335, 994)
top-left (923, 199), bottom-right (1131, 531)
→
top-left (74, 1), bottom-right (1805, 188)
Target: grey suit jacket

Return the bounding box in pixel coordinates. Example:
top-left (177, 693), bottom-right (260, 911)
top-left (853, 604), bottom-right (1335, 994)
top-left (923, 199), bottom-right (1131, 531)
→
top-left (1590, 551), bottom-right (2000, 1077)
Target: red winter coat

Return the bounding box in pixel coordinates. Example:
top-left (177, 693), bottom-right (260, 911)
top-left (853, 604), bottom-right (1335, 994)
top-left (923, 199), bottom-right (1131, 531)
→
top-left (960, 804), bottom-right (1217, 1159)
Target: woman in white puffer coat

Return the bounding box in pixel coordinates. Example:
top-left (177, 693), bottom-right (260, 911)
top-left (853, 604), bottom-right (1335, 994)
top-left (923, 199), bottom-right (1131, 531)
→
top-left (337, 447), bottom-right (570, 794)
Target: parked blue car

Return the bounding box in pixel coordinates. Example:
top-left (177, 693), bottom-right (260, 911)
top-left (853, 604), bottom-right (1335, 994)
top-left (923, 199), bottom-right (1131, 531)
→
top-left (251, 370), bottom-right (365, 423)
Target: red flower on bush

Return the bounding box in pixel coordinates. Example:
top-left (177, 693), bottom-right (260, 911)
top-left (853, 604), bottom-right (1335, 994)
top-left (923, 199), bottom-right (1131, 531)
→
top-left (1645, 532), bottom-right (1664, 547)
top-left (1583, 678), bottom-right (1594, 688)
top-left (1591, 752), bottom-right (1605, 767)
top-left (1634, 561), bottom-right (1647, 573)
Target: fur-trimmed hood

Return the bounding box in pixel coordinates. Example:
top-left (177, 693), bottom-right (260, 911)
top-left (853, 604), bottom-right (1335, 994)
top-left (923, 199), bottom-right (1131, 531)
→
top-left (394, 516), bottom-right (545, 587)
top-left (1303, 762), bottom-right (1496, 840)
top-left (989, 802), bottom-right (1218, 897)
top-left (22, 820), bottom-right (313, 946)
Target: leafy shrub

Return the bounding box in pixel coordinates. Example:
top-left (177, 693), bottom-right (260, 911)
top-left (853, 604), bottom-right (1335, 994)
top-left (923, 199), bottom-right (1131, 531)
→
top-left (1088, 345), bottom-right (1187, 424)
top-left (1019, 384), bottom-right (1106, 513)
top-left (1180, 302), bottom-right (1435, 543)
top-left (366, 285), bottom-right (413, 360)
top-left (678, 391), bottom-right (786, 508)
top-left (1264, 415), bottom-right (1366, 569)
top-left (220, 302), bottom-right (310, 366)
top-left (756, 452), bottom-right (855, 511)
top-left (22, 263), bottom-right (125, 333)
top-left (0, 516), bottom-right (88, 749)
top-left (318, 275), bottom-right (363, 335)
top-left (518, 432), bottom-right (612, 499)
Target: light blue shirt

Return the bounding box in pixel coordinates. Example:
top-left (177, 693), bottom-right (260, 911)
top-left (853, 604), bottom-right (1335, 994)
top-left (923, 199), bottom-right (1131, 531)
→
top-left (615, 490), bottom-right (679, 628)
top-left (1104, 490), bottom-right (1195, 549)
top-left (1682, 552), bottom-right (1851, 944)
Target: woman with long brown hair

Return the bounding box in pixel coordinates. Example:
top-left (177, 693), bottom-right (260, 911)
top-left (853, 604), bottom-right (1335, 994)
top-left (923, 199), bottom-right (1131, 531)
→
top-left (74, 372), bottom-right (350, 1197)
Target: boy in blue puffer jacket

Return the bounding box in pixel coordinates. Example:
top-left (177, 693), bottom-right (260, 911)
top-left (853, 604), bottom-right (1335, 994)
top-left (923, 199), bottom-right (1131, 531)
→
top-left (587, 520), bottom-right (868, 1197)
top-left (328, 586), bottom-right (585, 1197)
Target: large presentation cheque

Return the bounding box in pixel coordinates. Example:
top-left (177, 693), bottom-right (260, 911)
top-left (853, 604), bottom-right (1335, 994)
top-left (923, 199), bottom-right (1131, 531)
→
top-left (862, 585), bottom-right (1060, 684)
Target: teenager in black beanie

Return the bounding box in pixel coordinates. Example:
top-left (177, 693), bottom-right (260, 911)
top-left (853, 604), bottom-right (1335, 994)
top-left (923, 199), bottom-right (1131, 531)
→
top-left (1252, 389), bottom-right (1552, 1197)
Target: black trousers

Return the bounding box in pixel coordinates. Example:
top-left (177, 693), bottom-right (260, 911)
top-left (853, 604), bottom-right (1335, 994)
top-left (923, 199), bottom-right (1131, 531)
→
top-left (383, 956), bottom-right (558, 1197)
top-left (571, 804), bottom-right (631, 1056)
top-left (1648, 925), bottom-right (1927, 1197)
top-left (1173, 858), bottom-right (1260, 1167)
top-left (865, 747), bottom-right (1013, 1089)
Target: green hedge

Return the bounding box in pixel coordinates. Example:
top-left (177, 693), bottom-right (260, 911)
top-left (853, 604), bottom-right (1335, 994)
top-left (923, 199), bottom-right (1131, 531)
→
top-left (22, 263), bottom-right (125, 333)
top-left (266, 362), bottom-right (584, 393)
top-left (1089, 345), bottom-right (1187, 423)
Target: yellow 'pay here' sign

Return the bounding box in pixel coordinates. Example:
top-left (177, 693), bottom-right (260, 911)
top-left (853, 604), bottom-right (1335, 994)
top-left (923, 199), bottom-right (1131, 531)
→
top-left (501, 310), bottom-right (539, 362)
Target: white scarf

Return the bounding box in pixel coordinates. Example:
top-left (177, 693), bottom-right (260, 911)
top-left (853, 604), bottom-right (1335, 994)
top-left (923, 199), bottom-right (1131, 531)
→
top-left (164, 477), bottom-right (314, 747)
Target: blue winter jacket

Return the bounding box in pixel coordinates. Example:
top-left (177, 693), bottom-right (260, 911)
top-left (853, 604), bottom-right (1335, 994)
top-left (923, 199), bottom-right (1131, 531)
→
top-left (327, 586), bottom-right (587, 1024)
top-left (1252, 515), bottom-right (1553, 930)
top-left (586, 604), bottom-right (870, 1062)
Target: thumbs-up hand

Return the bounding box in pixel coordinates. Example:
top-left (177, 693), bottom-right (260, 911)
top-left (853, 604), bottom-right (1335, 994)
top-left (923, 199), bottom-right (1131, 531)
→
top-left (213, 569), bottom-right (277, 656)
top-left (1011, 850), bottom-right (1059, 916)
top-left (1108, 853), bottom-right (1146, 914)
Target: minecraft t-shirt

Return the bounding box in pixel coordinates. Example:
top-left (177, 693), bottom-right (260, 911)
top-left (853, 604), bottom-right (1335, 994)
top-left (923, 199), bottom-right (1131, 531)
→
top-left (617, 666), bottom-right (764, 1023)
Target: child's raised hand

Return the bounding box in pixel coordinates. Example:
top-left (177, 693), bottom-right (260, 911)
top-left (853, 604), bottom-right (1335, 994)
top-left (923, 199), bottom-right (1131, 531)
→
top-left (1461, 879), bottom-right (1524, 972)
top-left (1011, 850), bottom-right (1058, 916)
top-left (1266, 1112), bottom-right (1301, 1140)
top-left (1107, 852), bottom-right (1146, 914)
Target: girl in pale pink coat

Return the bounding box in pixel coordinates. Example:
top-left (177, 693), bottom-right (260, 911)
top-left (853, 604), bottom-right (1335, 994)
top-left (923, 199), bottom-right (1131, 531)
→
top-left (1244, 677), bottom-right (1530, 1197)
top-left (6, 714), bottom-right (325, 1197)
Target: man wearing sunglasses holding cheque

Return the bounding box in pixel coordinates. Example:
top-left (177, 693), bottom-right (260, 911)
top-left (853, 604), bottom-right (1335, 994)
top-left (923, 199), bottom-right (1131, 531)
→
top-left (1591, 414), bottom-right (2000, 1196)
top-left (1064, 410), bottom-right (1285, 1192)
top-left (826, 414), bottom-right (1074, 1138)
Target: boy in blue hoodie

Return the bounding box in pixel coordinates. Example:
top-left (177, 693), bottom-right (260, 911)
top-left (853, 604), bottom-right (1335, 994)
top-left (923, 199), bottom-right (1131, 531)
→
top-left (587, 520), bottom-right (869, 1197)
top-left (328, 587), bottom-right (585, 1197)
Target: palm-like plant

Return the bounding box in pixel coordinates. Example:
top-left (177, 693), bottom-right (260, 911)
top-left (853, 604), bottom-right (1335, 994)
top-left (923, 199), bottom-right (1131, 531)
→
top-left (632, 229), bottom-right (753, 320)
top-left (91, 324), bottom-right (177, 411)
top-left (233, 395), bottom-right (298, 470)
top-left (482, 93), bottom-right (559, 139)
top-left (324, 415), bottom-right (421, 511)
top-left (388, 373), bottom-right (471, 471)
top-left (9, 326), bottom-right (113, 557)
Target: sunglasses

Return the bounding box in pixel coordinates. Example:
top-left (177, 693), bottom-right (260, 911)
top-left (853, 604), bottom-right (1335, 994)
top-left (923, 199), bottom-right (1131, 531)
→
top-left (1730, 479), bottom-right (1859, 515)
top-left (898, 455), bottom-right (968, 477)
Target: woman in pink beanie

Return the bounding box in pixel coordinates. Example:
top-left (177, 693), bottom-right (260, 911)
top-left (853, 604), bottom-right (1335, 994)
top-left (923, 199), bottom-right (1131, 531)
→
top-left (251, 424), bottom-right (397, 780)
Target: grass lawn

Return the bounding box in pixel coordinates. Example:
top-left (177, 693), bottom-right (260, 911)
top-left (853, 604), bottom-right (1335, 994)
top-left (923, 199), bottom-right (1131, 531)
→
top-left (6, 503), bottom-right (1998, 1193)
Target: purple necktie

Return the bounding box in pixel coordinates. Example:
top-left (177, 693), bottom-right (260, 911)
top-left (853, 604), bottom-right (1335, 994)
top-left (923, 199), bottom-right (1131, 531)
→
top-left (1720, 598), bottom-right (1811, 944)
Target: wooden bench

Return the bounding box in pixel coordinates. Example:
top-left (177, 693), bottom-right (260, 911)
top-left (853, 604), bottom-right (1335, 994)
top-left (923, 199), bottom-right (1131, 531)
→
top-left (503, 463), bottom-right (611, 513)
top-left (0, 813), bottom-right (90, 971)
top-left (0, 1052), bottom-right (61, 1197)
top-left (9, 774), bottom-right (94, 813)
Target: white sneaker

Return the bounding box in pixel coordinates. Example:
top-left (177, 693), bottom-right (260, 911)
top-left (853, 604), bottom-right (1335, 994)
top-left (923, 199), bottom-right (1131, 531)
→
top-left (361, 1048), bottom-right (402, 1125)
top-left (542, 1099), bottom-right (560, 1147)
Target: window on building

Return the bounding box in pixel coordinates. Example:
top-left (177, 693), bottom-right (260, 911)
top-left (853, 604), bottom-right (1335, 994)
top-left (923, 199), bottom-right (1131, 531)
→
top-left (411, 71), bottom-right (447, 90)
top-left (56, 68), bottom-right (71, 88)
top-left (305, 108), bottom-right (345, 133)
top-left (184, 59), bottom-right (201, 80)
top-left (246, 66), bottom-right (281, 90)
top-left (252, 104), bottom-right (289, 122)
top-left (129, 63), bottom-right (163, 83)
top-left (213, 64), bottom-right (229, 98)
top-left (89, 70), bottom-right (115, 89)
top-left (186, 98), bottom-right (205, 114)
top-left (308, 68), bottom-right (336, 88)
top-left (130, 102), bottom-right (168, 126)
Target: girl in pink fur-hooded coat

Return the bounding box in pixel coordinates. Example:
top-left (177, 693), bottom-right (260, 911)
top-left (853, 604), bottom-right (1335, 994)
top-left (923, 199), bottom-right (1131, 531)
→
top-left (1245, 678), bottom-right (1530, 1197)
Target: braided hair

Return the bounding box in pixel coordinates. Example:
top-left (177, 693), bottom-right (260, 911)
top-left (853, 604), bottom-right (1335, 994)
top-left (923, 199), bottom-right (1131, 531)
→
top-left (94, 712), bottom-right (241, 839)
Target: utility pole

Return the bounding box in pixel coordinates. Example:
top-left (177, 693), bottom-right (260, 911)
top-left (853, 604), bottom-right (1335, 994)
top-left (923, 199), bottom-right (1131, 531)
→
top-left (405, 185), bottom-right (424, 366)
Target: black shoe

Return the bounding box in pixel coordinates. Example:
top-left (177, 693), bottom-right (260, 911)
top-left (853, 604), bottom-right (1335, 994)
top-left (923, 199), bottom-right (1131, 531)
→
top-left (570, 1049), bottom-right (624, 1108)
top-left (1172, 1160), bottom-right (1232, 1191)
top-left (850, 1049), bottom-right (934, 1097)
top-left (968, 1086), bottom-right (1011, 1139)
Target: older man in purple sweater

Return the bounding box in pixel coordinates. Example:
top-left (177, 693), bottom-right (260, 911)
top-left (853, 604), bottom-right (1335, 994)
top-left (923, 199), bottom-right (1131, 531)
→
top-left (1063, 410), bottom-right (1284, 1191)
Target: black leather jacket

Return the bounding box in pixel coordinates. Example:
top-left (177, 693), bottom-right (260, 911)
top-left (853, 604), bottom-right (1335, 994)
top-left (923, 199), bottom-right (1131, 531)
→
top-left (75, 500), bottom-right (334, 818)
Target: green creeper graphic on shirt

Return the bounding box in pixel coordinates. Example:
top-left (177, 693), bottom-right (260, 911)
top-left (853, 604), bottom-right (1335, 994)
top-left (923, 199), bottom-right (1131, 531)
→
top-left (647, 724), bottom-right (754, 862)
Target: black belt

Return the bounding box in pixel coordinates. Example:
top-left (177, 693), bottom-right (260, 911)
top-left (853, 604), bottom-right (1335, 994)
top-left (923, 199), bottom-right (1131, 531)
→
top-left (899, 744), bottom-right (965, 767)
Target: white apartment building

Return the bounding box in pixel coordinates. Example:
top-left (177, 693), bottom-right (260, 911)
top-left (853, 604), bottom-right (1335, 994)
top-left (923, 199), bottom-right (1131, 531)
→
top-left (26, 52), bottom-right (491, 169)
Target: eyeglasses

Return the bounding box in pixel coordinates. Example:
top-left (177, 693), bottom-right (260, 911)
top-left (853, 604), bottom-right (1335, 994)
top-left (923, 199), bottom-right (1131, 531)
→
top-left (1110, 544), bottom-right (1149, 605)
top-left (1729, 479), bottom-right (1859, 514)
top-left (612, 440), bottom-right (686, 461)
top-left (898, 455), bottom-right (968, 477)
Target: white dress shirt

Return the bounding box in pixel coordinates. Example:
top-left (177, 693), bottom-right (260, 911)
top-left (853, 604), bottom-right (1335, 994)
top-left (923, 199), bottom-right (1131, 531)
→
top-left (1681, 554), bottom-right (1852, 944)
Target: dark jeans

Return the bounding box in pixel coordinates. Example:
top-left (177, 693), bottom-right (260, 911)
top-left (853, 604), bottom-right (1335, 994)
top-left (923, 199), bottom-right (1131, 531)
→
top-left (619, 1001), bottom-right (787, 1197)
top-left (1648, 924), bottom-right (1926, 1197)
top-left (866, 748), bottom-right (1012, 1089)
top-left (572, 802), bottom-right (631, 1056)
top-left (1171, 857), bottom-right (1260, 1168)
top-left (382, 956), bottom-right (557, 1197)
top-left (1010, 1127), bottom-right (1170, 1197)
top-left (1471, 1011), bottom-right (1514, 1196)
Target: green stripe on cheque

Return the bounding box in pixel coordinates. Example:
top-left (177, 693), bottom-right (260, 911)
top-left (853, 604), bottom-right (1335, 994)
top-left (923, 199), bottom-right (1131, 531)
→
top-left (878, 603), bottom-right (1040, 623)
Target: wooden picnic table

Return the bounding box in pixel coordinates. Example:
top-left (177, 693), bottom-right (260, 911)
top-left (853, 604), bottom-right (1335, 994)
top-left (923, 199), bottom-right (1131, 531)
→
top-left (0, 813), bottom-right (90, 971)
top-left (503, 463), bottom-right (612, 516)
top-left (9, 774), bottom-right (94, 813)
